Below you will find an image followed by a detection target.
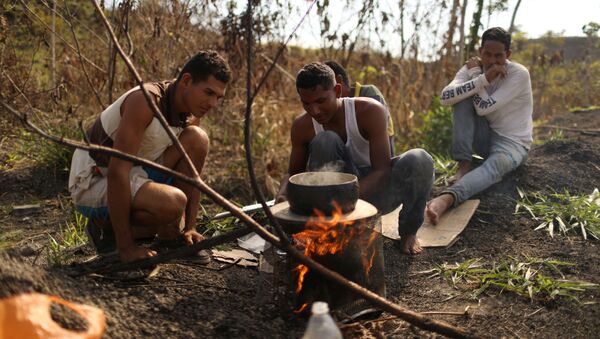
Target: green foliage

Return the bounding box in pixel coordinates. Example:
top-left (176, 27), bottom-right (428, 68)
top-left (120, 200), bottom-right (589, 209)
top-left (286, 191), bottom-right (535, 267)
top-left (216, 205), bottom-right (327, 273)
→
top-left (20, 124), bottom-right (76, 172)
top-left (415, 97), bottom-right (453, 156)
top-left (583, 22), bottom-right (600, 37)
top-left (47, 211), bottom-right (88, 265)
top-left (515, 188), bottom-right (600, 240)
top-left (432, 153), bottom-right (458, 186)
top-left (428, 257), bottom-right (599, 303)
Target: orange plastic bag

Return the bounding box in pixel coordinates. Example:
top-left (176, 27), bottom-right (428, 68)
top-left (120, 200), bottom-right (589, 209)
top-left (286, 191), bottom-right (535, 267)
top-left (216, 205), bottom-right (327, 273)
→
top-left (0, 292), bottom-right (105, 339)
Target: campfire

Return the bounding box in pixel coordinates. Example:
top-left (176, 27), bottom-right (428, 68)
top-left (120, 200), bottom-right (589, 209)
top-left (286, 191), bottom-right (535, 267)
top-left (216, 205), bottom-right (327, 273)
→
top-left (271, 189), bottom-right (386, 320)
top-left (292, 201), bottom-right (379, 296)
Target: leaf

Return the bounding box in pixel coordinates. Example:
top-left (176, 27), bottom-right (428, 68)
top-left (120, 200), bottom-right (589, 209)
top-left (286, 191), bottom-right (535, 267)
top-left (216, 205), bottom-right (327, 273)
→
top-left (535, 221), bottom-right (548, 231)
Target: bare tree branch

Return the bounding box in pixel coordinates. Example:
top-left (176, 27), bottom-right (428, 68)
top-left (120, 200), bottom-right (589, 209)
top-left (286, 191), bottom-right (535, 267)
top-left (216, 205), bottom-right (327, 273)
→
top-left (18, 0), bottom-right (106, 73)
top-left (64, 3), bottom-right (105, 108)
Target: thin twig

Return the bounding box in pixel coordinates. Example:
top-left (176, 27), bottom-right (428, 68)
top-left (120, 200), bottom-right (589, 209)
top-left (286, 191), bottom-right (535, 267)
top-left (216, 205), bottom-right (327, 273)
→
top-left (64, 2), bottom-right (105, 108)
top-left (2, 71), bottom-right (51, 130)
top-left (535, 124), bottom-right (600, 134)
top-left (39, 0), bottom-right (108, 46)
top-left (19, 0), bottom-right (106, 73)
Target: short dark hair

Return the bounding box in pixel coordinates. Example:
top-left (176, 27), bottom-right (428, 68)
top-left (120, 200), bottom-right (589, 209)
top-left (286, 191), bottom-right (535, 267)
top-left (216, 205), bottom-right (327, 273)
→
top-left (481, 27), bottom-right (511, 51)
top-left (178, 50), bottom-right (231, 83)
top-left (296, 63), bottom-right (336, 90)
top-left (324, 60), bottom-right (350, 87)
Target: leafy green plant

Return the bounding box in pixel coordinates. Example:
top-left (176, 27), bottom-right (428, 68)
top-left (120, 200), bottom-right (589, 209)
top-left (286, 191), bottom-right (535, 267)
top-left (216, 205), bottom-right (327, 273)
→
top-left (47, 211), bottom-right (88, 265)
top-left (415, 96), bottom-right (453, 156)
top-left (515, 188), bottom-right (600, 240)
top-left (428, 257), bottom-right (598, 303)
top-left (431, 153), bottom-right (458, 186)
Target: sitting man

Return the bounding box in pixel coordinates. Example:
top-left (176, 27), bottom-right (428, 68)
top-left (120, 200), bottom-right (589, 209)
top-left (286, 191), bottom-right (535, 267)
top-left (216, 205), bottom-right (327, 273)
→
top-left (324, 60), bottom-right (395, 155)
top-left (426, 27), bottom-right (533, 224)
top-left (68, 50), bottom-right (231, 262)
top-left (277, 62), bottom-right (434, 254)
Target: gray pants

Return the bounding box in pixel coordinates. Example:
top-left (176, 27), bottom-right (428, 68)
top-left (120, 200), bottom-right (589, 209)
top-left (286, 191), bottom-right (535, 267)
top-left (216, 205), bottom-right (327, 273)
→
top-left (308, 131), bottom-right (434, 236)
top-left (444, 99), bottom-right (529, 205)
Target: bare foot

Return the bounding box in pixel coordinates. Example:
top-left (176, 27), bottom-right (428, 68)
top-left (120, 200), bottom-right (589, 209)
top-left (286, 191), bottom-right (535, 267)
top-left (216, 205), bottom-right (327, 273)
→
top-left (398, 234), bottom-right (423, 255)
top-left (425, 194), bottom-right (455, 225)
top-left (447, 160), bottom-right (472, 185)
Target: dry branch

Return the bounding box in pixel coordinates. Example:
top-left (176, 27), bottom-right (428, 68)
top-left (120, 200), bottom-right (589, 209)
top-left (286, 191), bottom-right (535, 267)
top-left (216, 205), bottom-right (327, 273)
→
top-left (19, 0), bottom-right (106, 73)
top-left (535, 124), bottom-right (600, 136)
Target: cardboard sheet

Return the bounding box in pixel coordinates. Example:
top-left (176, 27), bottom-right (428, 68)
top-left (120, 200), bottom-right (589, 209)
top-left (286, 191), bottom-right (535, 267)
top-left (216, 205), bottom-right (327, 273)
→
top-left (212, 249), bottom-right (258, 267)
top-left (381, 199), bottom-right (480, 247)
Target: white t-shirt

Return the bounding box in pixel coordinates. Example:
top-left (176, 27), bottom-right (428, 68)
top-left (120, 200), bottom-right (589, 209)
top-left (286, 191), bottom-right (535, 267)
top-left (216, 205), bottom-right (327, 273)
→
top-left (440, 60), bottom-right (533, 149)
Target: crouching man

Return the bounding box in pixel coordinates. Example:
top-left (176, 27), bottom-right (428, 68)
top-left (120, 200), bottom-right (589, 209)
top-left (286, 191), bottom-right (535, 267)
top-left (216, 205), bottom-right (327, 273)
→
top-left (277, 63), bottom-right (434, 254)
top-left (68, 51), bottom-right (230, 262)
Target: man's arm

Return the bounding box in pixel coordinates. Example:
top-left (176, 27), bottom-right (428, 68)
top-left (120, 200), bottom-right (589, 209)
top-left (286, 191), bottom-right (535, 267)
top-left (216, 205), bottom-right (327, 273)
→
top-left (440, 64), bottom-right (490, 106)
top-left (472, 65), bottom-right (530, 116)
top-left (355, 98), bottom-right (391, 199)
top-left (107, 90), bottom-right (155, 261)
top-left (275, 115), bottom-right (311, 202)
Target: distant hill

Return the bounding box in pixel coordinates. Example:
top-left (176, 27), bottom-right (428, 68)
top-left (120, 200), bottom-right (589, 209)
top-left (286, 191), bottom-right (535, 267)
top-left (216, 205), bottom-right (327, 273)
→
top-left (518, 36), bottom-right (600, 62)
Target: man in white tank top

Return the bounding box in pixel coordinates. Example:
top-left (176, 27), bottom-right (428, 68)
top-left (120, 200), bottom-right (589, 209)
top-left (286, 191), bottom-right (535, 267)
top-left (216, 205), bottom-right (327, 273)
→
top-left (68, 51), bottom-right (230, 262)
top-left (276, 63), bottom-right (434, 255)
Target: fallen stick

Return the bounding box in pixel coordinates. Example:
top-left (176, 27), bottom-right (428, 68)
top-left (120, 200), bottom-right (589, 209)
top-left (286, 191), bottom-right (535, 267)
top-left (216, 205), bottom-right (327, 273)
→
top-left (340, 308), bottom-right (470, 329)
top-left (535, 124), bottom-right (600, 135)
top-left (71, 226), bottom-right (253, 276)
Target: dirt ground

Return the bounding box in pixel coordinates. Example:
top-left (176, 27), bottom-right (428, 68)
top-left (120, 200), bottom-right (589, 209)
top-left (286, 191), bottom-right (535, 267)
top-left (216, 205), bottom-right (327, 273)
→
top-left (0, 110), bottom-right (599, 338)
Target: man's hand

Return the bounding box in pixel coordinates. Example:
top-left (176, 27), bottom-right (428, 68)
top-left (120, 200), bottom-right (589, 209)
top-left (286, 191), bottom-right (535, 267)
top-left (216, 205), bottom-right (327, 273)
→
top-left (119, 245), bottom-right (157, 262)
top-left (465, 57), bottom-right (481, 69)
top-left (484, 64), bottom-right (507, 82)
top-left (182, 229), bottom-right (204, 245)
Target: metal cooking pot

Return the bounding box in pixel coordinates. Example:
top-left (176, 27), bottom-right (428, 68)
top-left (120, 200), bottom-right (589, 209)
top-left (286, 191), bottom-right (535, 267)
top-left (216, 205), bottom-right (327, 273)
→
top-left (287, 172), bottom-right (359, 216)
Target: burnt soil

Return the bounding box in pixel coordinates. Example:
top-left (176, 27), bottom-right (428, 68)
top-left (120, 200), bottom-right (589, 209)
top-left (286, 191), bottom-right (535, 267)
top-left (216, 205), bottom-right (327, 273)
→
top-left (1, 110), bottom-right (599, 338)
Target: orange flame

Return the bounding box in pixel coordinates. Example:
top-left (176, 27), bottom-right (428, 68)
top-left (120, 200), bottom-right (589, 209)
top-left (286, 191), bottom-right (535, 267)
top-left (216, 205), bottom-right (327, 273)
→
top-left (292, 201), bottom-right (378, 294)
top-left (293, 264), bottom-right (308, 294)
top-left (293, 303), bottom-right (309, 314)
top-left (362, 230), bottom-right (379, 278)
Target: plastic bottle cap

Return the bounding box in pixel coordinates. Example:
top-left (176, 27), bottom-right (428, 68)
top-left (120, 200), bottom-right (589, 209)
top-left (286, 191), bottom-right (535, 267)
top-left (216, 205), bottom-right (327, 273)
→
top-left (311, 301), bottom-right (329, 314)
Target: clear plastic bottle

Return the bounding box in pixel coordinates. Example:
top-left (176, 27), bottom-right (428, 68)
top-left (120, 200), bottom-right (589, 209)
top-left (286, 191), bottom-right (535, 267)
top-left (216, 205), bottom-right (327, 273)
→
top-left (301, 302), bottom-right (343, 339)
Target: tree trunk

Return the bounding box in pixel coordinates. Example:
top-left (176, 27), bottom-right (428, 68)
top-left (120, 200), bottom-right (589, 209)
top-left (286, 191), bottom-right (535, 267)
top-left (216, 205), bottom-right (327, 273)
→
top-left (509, 0), bottom-right (523, 33)
top-left (445, 0), bottom-right (460, 56)
top-left (458, 0), bottom-right (468, 62)
top-left (466, 0), bottom-right (484, 57)
top-left (51, 0), bottom-right (56, 92)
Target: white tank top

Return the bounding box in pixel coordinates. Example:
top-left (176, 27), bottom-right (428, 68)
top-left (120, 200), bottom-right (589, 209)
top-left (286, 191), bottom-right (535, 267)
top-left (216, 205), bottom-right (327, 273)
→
top-left (68, 85), bottom-right (184, 192)
top-left (311, 98), bottom-right (371, 167)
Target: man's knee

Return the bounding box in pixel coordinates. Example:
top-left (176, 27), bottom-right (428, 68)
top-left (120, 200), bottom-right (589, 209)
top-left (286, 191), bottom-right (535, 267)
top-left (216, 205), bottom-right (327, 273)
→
top-left (453, 98), bottom-right (475, 113)
top-left (161, 187), bottom-right (187, 222)
top-left (394, 148), bottom-right (434, 176)
top-left (179, 126), bottom-right (209, 158)
top-left (310, 130), bottom-right (343, 152)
